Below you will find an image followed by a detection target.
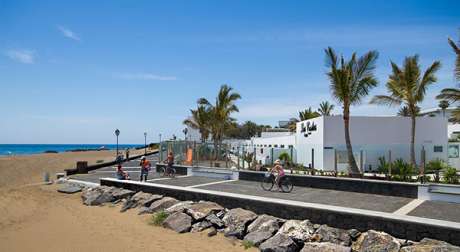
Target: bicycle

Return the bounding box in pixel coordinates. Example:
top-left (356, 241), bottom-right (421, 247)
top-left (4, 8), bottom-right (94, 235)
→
top-left (158, 165), bottom-right (176, 178)
top-left (261, 172), bottom-right (294, 193)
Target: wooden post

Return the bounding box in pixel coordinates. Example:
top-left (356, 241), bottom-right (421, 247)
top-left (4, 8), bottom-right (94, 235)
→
top-left (388, 150), bottom-right (392, 180)
top-left (236, 146), bottom-right (240, 170)
top-left (359, 150), bottom-right (363, 173)
top-left (334, 149), bottom-right (338, 176)
top-left (271, 148), bottom-right (274, 165)
top-left (420, 146), bottom-right (426, 183)
top-left (311, 148), bottom-right (315, 169)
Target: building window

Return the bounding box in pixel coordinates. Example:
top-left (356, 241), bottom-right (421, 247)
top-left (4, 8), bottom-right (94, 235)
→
top-left (260, 149), bottom-right (264, 154)
top-left (288, 145), bottom-right (293, 149)
top-left (269, 145), bottom-right (272, 147)
top-left (434, 146), bottom-right (443, 152)
top-left (449, 145), bottom-right (459, 158)
top-left (280, 145), bottom-right (285, 148)
top-left (274, 144), bottom-right (278, 148)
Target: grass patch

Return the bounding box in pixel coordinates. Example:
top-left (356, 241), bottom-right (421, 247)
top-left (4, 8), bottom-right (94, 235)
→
top-left (241, 240), bottom-right (255, 250)
top-left (149, 211), bottom-right (169, 226)
top-left (96, 160), bottom-right (104, 163)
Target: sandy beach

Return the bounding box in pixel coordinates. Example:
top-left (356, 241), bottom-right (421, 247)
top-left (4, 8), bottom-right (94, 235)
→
top-left (0, 151), bottom-right (254, 252)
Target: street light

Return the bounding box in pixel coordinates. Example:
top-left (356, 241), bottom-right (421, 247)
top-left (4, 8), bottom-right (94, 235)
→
top-left (114, 129), bottom-right (120, 158)
top-left (144, 132), bottom-right (147, 155)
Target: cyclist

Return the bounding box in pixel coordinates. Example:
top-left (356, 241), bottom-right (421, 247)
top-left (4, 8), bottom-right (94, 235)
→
top-left (139, 156), bottom-right (151, 182)
top-left (163, 151), bottom-right (174, 176)
top-left (270, 159), bottom-right (285, 190)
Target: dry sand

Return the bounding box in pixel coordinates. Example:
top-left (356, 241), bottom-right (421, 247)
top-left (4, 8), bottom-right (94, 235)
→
top-left (0, 151), bottom-right (254, 252)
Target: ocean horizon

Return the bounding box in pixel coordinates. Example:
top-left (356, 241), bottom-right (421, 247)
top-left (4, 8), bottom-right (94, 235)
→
top-left (0, 144), bottom-right (143, 156)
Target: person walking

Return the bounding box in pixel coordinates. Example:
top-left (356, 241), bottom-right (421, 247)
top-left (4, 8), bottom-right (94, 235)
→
top-left (139, 156), bottom-right (151, 182)
top-left (125, 149), bottom-right (130, 160)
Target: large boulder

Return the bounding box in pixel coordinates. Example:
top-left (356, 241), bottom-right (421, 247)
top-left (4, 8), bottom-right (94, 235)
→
top-left (162, 212), bottom-right (192, 233)
top-left (247, 214), bottom-right (283, 234)
top-left (185, 201), bottom-right (224, 220)
top-left (81, 186), bottom-right (115, 206)
top-left (315, 225), bottom-right (351, 246)
top-left (276, 220), bottom-right (315, 244)
top-left (190, 221), bottom-right (213, 233)
top-left (301, 242), bottom-right (351, 252)
top-left (120, 191), bottom-right (158, 212)
top-left (165, 201), bottom-right (194, 214)
top-left (205, 214), bottom-right (225, 228)
top-left (138, 197), bottom-right (179, 215)
top-left (223, 208), bottom-right (258, 239)
top-left (259, 233), bottom-right (298, 252)
top-left (244, 231), bottom-right (274, 246)
top-left (111, 188), bottom-right (135, 200)
top-left (351, 230), bottom-right (400, 252)
top-left (400, 238), bottom-right (460, 252)
top-left (142, 194), bottom-right (164, 207)
top-left (58, 184), bottom-right (82, 194)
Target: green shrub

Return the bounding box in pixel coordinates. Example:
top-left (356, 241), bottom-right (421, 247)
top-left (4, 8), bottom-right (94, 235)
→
top-left (444, 167), bottom-right (459, 184)
top-left (392, 159), bottom-right (414, 181)
top-left (377, 156), bottom-right (390, 174)
top-left (242, 240), bottom-right (255, 250)
top-left (96, 160), bottom-right (104, 164)
top-left (149, 211), bottom-right (169, 226)
top-left (426, 158), bottom-right (447, 182)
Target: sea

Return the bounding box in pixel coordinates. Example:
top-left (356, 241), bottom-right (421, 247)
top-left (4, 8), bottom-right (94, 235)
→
top-left (0, 144), bottom-right (143, 156)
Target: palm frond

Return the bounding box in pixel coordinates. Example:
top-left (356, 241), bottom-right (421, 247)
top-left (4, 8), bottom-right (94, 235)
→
top-left (436, 88), bottom-right (460, 102)
top-left (448, 37), bottom-right (460, 82)
top-left (416, 60), bottom-right (441, 101)
top-left (370, 95), bottom-right (401, 106)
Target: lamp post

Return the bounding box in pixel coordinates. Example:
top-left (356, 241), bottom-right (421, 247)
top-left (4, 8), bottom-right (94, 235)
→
top-left (114, 129), bottom-right (120, 158)
top-left (144, 132), bottom-right (147, 155)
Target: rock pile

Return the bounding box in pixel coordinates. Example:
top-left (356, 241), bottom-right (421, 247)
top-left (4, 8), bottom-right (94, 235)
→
top-left (74, 185), bottom-right (460, 252)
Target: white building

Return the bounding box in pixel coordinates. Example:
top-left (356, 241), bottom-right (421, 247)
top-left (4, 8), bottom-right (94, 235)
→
top-left (295, 116), bottom-right (447, 172)
top-left (419, 106), bottom-right (460, 139)
top-left (244, 131), bottom-right (296, 165)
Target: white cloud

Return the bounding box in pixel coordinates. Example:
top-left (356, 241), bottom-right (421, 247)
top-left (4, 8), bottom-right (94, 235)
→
top-left (57, 25), bottom-right (81, 41)
top-left (116, 73), bottom-right (177, 81)
top-left (5, 49), bottom-right (35, 64)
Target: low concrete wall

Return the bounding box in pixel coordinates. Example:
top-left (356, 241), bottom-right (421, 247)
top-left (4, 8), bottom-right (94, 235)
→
top-left (100, 178), bottom-right (460, 246)
top-left (418, 184), bottom-right (460, 203)
top-left (239, 170), bottom-right (419, 198)
top-left (66, 151), bottom-right (158, 176)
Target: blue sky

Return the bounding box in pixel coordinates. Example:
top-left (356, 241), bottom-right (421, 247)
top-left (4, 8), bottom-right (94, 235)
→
top-left (1, 0), bottom-right (459, 144)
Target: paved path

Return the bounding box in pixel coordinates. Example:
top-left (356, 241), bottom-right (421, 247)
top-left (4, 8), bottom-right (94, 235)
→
top-left (69, 161), bottom-right (460, 224)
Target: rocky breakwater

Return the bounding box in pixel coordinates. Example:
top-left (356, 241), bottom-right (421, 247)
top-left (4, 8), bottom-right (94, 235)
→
top-left (66, 185), bottom-right (460, 252)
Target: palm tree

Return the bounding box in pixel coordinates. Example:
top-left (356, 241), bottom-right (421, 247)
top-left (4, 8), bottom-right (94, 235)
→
top-left (325, 47), bottom-right (379, 175)
top-left (438, 100), bottom-right (450, 117)
top-left (318, 101), bottom-right (335, 116)
top-left (183, 105), bottom-right (211, 142)
top-left (199, 84), bottom-right (241, 158)
top-left (371, 55), bottom-right (441, 167)
top-left (397, 105), bottom-right (420, 117)
top-left (299, 107), bottom-right (320, 120)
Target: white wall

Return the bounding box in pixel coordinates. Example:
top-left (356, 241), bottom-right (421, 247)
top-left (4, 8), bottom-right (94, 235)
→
top-left (295, 116), bottom-right (448, 171)
top-left (295, 117), bottom-right (325, 169)
top-left (247, 135), bottom-right (296, 165)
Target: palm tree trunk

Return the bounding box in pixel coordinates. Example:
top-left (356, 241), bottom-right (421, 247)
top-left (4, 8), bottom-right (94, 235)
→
top-left (410, 115), bottom-right (417, 167)
top-left (343, 107), bottom-right (360, 176)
